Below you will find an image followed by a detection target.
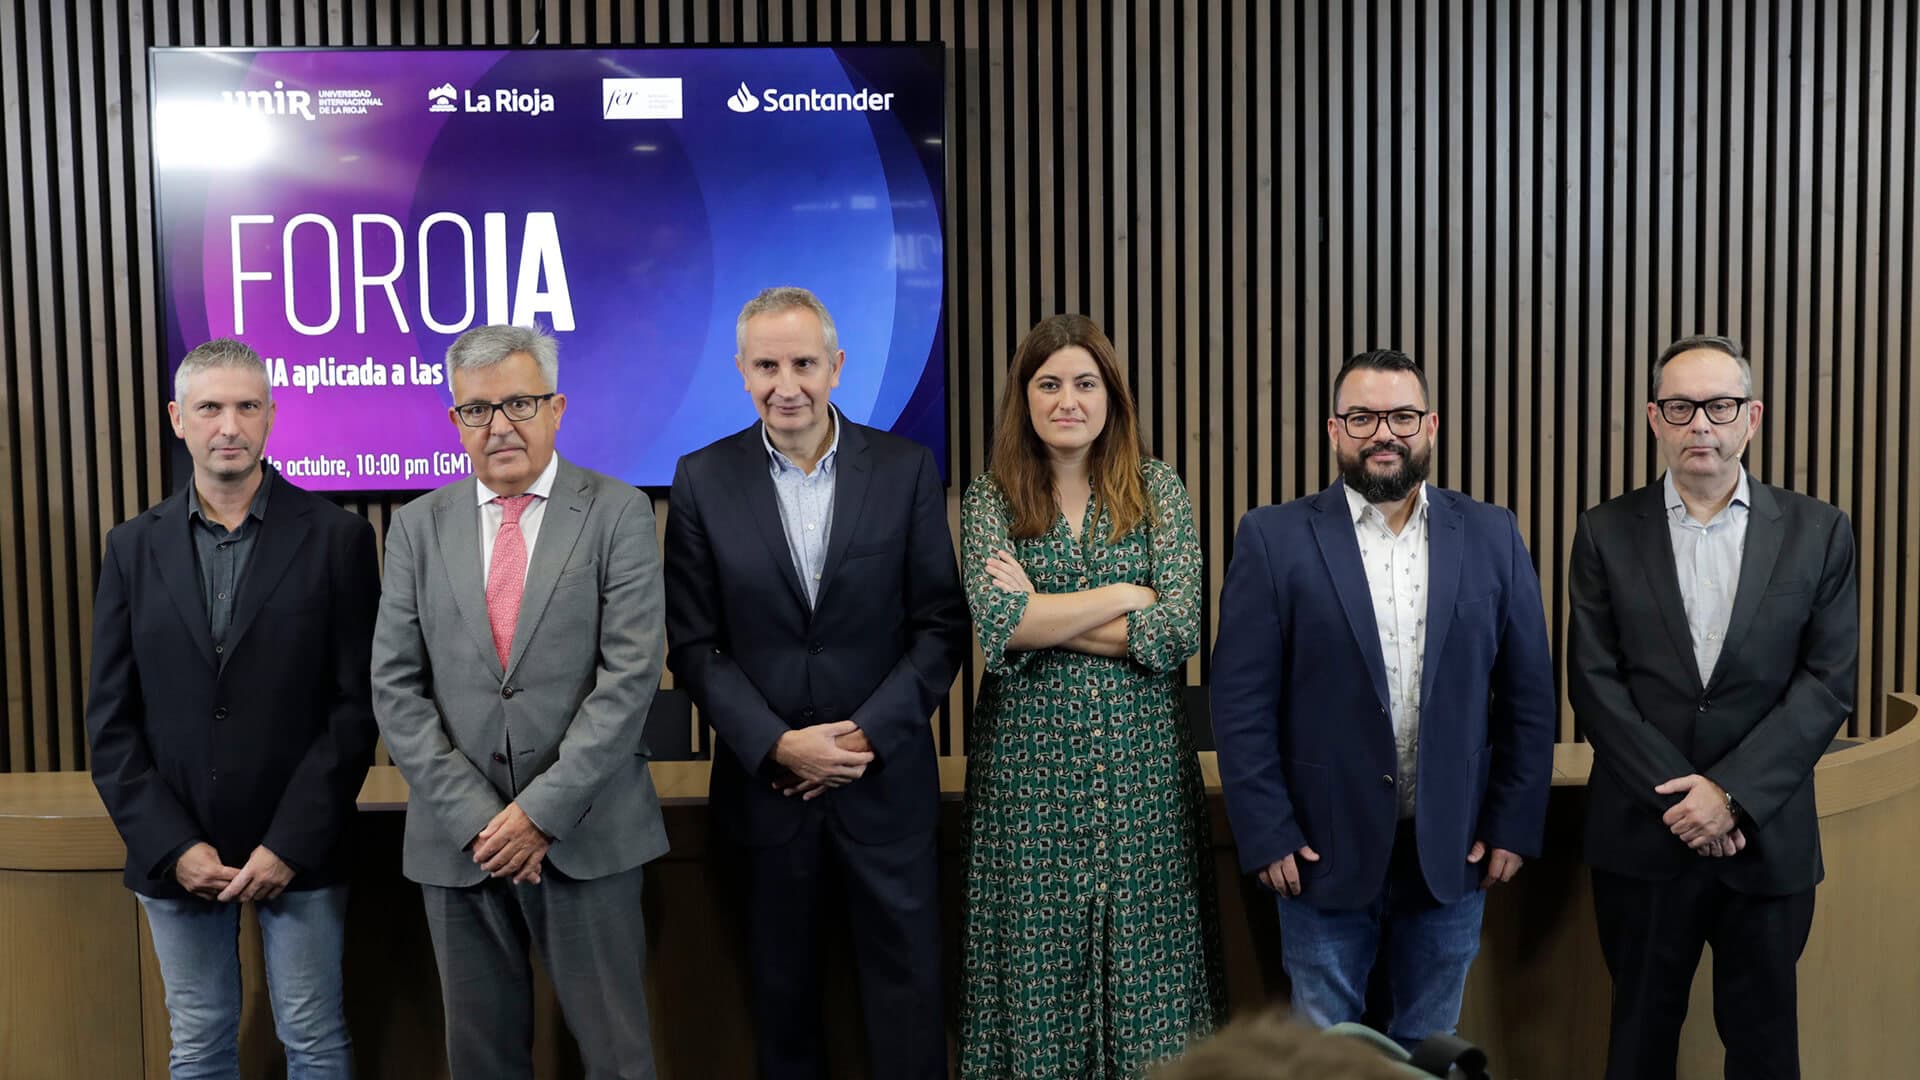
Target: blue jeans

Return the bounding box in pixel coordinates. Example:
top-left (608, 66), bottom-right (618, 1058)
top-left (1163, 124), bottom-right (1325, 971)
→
top-left (1275, 823), bottom-right (1485, 1045)
top-left (138, 885), bottom-right (354, 1080)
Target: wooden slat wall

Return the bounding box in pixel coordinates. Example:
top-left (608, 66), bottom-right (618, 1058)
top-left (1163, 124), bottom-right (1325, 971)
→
top-left (4, 0), bottom-right (1916, 771)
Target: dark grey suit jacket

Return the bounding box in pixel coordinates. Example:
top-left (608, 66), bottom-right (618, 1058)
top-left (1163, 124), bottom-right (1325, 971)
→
top-left (372, 456), bottom-right (669, 887)
top-left (1569, 478), bottom-right (1858, 895)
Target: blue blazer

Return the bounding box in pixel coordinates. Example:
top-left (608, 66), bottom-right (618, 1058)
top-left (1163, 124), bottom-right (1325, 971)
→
top-left (1210, 481), bottom-right (1556, 909)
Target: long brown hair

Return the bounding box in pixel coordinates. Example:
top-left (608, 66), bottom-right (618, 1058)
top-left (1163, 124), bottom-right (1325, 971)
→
top-left (988, 314), bottom-right (1148, 542)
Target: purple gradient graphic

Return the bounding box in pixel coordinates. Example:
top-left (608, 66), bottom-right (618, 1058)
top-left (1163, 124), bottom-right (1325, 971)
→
top-left (153, 46), bottom-right (946, 491)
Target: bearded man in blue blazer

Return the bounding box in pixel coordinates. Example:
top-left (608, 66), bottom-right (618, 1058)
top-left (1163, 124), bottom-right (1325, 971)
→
top-left (1212, 348), bottom-right (1556, 1046)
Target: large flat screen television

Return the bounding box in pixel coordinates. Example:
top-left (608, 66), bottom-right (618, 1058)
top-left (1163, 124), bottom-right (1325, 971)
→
top-left (149, 44), bottom-right (947, 492)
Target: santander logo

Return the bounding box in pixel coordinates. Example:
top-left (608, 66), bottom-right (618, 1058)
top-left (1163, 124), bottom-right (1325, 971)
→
top-left (726, 83), bottom-right (760, 112)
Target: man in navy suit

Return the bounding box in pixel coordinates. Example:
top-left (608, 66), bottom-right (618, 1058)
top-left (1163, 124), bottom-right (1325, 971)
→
top-left (1212, 348), bottom-right (1555, 1044)
top-left (664, 287), bottom-right (969, 1079)
top-left (86, 338), bottom-right (379, 1078)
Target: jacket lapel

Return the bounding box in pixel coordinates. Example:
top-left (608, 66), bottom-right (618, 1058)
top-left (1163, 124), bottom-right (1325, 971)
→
top-left (1417, 488), bottom-right (1464, 710)
top-left (737, 425), bottom-right (813, 612)
top-left (434, 478), bottom-right (500, 679)
top-left (221, 475), bottom-right (312, 662)
top-left (1705, 481), bottom-right (1784, 692)
top-left (503, 459), bottom-right (592, 680)
top-left (813, 422), bottom-right (871, 611)
top-left (1310, 481), bottom-right (1392, 712)
top-left (146, 490), bottom-right (218, 671)
top-left (1634, 483), bottom-right (1705, 695)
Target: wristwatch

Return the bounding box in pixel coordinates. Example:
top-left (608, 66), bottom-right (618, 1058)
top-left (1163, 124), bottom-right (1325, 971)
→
top-left (1723, 788), bottom-right (1742, 821)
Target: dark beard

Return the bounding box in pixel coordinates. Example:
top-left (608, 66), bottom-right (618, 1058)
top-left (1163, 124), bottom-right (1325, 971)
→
top-left (1340, 442), bottom-right (1430, 503)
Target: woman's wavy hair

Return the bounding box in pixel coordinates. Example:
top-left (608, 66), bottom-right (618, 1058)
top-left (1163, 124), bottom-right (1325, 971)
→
top-left (988, 314), bottom-right (1148, 543)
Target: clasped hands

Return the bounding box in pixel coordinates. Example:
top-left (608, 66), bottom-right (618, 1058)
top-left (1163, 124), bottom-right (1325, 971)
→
top-left (770, 722), bottom-right (875, 801)
top-left (1655, 773), bottom-right (1746, 858)
top-left (173, 842), bottom-right (295, 902)
top-left (472, 802), bottom-right (551, 884)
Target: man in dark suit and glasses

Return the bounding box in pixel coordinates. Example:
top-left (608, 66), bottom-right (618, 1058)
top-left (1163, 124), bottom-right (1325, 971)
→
top-left (665, 286), bottom-right (969, 1079)
top-left (86, 337), bottom-right (379, 1078)
top-left (1569, 334), bottom-right (1859, 1080)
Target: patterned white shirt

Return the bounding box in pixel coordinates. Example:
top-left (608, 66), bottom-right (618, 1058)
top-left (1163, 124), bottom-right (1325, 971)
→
top-left (1346, 483), bottom-right (1432, 820)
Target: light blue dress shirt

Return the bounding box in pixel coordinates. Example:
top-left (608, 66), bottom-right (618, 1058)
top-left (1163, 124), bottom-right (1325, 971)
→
top-left (763, 407), bottom-right (842, 608)
top-left (1663, 469), bottom-right (1751, 685)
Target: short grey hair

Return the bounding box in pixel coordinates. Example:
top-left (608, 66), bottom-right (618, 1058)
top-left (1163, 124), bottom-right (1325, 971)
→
top-left (445, 324), bottom-right (559, 391)
top-left (735, 286), bottom-right (840, 357)
top-left (1651, 334), bottom-right (1752, 399)
top-left (174, 338), bottom-right (270, 404)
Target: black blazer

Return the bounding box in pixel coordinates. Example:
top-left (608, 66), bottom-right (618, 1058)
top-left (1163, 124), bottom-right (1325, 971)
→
top-left (1568, 479), bottom-right (1858, 895)
top-left (665, 420), bottom-right (969, 846)
top-left (85, 467), bottom-right (380, 897)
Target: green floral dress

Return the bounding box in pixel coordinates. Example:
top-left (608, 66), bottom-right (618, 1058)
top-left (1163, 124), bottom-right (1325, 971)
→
top-left (958, 459), bottom-right (1225, 1079)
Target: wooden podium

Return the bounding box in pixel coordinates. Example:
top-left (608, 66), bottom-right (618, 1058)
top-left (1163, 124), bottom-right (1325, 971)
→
top-left (4, 693), bottom-right (1916, 1078)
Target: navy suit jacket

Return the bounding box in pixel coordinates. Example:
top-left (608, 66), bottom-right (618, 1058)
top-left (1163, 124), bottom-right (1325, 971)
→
top-left (664, 420), bottom-right (969, 846)
top-left (85, 467), bottom-right (380, 897)
top-left (1211, 481), bottom-right (1557, 909)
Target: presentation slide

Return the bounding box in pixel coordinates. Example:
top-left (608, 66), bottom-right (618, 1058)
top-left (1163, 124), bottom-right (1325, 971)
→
top-left (151, 45), bottom-right (947, 491)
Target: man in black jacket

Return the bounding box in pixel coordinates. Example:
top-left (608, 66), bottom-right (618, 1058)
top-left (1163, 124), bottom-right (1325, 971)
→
top-left (1569, 334), bottom-right (1859, 1080)
top-left (86, 337), bottom-right (379, 1078)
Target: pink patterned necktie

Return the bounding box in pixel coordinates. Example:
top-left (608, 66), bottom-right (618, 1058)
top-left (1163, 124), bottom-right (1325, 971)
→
top-left (485, 494), bottom-right (538, 670)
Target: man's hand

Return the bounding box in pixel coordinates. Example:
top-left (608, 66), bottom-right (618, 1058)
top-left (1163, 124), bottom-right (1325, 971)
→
top-left (472, 802), bottom-right (552, 881)
top-left (779, 726), bottom-right (877, 800)
top-left (1256, 845), bottom-right (1321, 897)
top-left (173, 842), bottom-right (240, 901)
top-left (1698, 828), bottom-right (1748, 858)
top-left (1655, 774), bottom-right (1736, 847)
top-left (769, 721), bottom-right (875, 800)
top-left (216, 845), bottom-right (296, 903)
top-left (1467, 841), bottom-right (1525, 889)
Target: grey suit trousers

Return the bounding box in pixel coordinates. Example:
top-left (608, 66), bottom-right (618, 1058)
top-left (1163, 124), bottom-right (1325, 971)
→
top-left (421, 863), bottom-right (654, 1080)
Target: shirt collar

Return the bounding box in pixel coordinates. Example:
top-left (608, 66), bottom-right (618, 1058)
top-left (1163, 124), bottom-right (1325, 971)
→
top-left (477, 453), bottom-right (560, 506)
top-left (1662, 469), bottom-right (1750, 519)
top-left (187, 467), bottom-right (273, 526)
top-left (1344, 480), bottom-right (1429, 526)
top-left (762, 405), bottom-right (841, 476)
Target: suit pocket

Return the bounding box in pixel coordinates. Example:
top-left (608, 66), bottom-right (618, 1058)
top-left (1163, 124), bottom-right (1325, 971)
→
top-left (554, 559), bottom-right (599, 588)
top-left (844, 536), bottom-right (899, 561)
top-left (1282, 757), bottom-right (1335, 874)
top-left (1764, 577), bottom-right (1812, 597)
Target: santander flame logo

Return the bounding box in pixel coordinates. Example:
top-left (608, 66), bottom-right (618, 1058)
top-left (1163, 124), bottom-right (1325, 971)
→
top-left (726, 83), bottom-right (759, 113)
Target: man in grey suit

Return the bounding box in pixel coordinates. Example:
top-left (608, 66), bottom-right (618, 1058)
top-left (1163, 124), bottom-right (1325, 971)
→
top-left (372, 323), bottom-right (667, 1079)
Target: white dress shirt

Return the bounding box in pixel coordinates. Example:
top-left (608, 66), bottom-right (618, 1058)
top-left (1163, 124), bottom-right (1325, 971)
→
top-left (477, 453), bottom-right (560, 580)
top-left (1346, 482), bottom-right (1432, 820)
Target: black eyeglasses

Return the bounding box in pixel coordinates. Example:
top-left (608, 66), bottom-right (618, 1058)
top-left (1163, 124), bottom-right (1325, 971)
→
top-left (1335, 408), bottom-right (1429, 438)
top-left (1653, 396), bottom-right (1750, 426)
top-left (454, 394), bottom-right (556, 428)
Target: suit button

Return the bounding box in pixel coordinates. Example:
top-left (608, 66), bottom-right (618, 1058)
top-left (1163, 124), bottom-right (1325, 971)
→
top-left (213, 707), bottom-right (228, 721)
top-left (1698, 699), bottom-right (1710, 713)
top-left (210, 769), bottom-right (219, 780)
top-left (801, 707), bottom-right (816, 720)
top-left (808, 642), bottom-right (824, 655)
top-left (1383, 774), bottom-right (1395, 785)
top-left (502, 685), bottom-right (516, 699)
top-left (492, 752), bottom-right (507, 764)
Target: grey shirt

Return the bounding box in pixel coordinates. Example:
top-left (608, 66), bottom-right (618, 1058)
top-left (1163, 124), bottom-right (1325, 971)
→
top-left (1663, 470), bottom-right (1751, 685)
top-left (762, 407), bottom-right (842, 608)
top-left (186, 469), bottom-right (273, 666)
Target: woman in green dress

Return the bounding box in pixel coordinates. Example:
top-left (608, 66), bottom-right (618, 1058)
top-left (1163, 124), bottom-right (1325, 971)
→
top-left (959, 314), bottom-right (1224, 1078)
